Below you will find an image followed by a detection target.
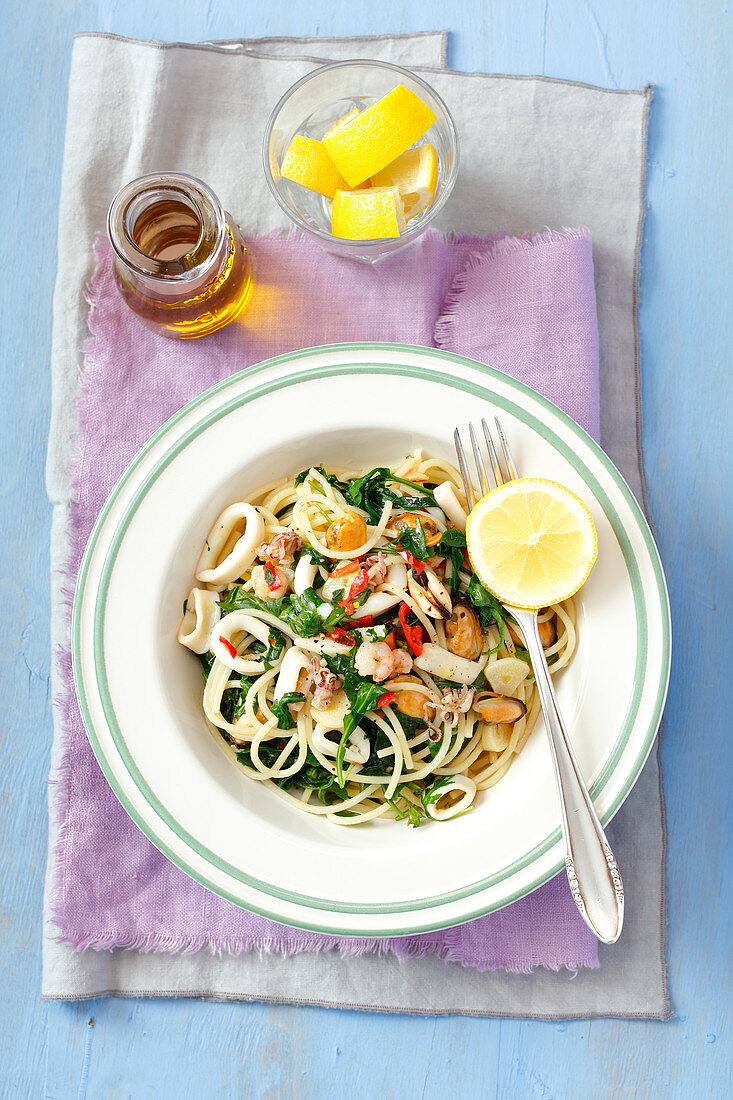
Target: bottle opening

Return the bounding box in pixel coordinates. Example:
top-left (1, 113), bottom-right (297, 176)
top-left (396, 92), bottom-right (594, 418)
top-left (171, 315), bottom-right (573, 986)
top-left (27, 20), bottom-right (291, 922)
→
top-left (130, 197), bottom-right (203, 262)
top-left (108, 174), bottom-right (225, 280)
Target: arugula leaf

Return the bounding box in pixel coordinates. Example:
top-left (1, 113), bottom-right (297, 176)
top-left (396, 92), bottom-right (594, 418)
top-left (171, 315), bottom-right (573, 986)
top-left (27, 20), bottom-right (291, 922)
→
top-left (335, 672), bottom-right (384, 784)
top-left (294, 465), bottom-right (348, 493)
top-left (389, 520), bottom-right (428, 560)
top-left (280, 588), bottom-right (323, 635)
top-left (344, 467), bottom-right (436, 523)
top-left (218, 587), bottom-right (288, 617)
top-left (421, 775), bottom-right (455, 807)
top-left (197, 651), bottom-right (216, 679)
top-left (218, 586), bottom-right (345, 639)
top-left (235, 740), bottom-right (283, 771)
top-left (220, 677), bottom-right (256, 724)
top-left (465, 575), bottom-right (506, 652)
top-left (262, 631), bottom-right (286, 669)
top-left (270, 691), bottom-right (306, 731)
top-left (437, 528), bottom-right (467, 598)
top-left (323, 646), bottom-right (359, 679)
top-left (438, 528), bottom-right (467, 549)
top-left (301, 754), bottom-right (339, 791)
top-left (386, 785), bottom-right (425, 827)
top-left (297, 544), bottom-right (325, 566)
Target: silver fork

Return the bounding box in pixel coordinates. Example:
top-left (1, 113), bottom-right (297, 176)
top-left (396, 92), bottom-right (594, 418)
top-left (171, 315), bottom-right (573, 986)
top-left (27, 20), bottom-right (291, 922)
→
top-left (455, 418), bottom-right (624, 944)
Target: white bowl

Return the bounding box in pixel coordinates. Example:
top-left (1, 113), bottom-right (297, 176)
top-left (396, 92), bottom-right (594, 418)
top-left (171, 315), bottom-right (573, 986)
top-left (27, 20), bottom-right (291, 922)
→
top-left (72, 343), bottom-right (670, 936)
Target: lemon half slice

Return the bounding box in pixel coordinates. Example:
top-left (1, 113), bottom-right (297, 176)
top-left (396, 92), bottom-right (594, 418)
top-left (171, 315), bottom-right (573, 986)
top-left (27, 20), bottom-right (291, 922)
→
top-left (323, 84), bottom-right (437, 188)
top-left (371, 143), bottom-right (438, 219)
top-left (465, 478), bottom-right (598, 610)
top-left (331, 186), bottom-right (406, 240)
top-left (280, 135), bottom-right (347, 199)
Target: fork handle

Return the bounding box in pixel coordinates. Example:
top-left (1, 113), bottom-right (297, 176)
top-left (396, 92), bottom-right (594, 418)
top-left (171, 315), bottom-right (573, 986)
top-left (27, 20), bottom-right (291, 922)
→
top-left (510, 608), bottom-right (625, 944)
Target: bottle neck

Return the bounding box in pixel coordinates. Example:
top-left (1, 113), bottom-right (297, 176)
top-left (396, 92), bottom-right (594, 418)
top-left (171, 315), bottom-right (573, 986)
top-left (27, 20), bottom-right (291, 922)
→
top-left (107, 173), bottom-right (229, 291)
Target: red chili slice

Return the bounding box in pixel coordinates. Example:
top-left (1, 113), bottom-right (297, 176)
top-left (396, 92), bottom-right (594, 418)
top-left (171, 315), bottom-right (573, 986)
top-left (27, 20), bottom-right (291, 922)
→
top-left (378, 691), bottom-right (396, 708)
top-left (264, 560), bottom-right (281, 591)
top-left (346, 567), bottom-right (370, 600)
top-left (327, 627), bottom-right (356, 646)
top-left (397, 549), bottom-right (426, 574)
top-left (219, 635), bottom-right (238, 660)
top-left (398, 602), bottom-right (424, 656)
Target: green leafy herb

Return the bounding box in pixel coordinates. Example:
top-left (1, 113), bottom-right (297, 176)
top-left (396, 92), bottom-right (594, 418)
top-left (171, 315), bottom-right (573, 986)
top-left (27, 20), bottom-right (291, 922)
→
top-left (465, 575), bottom-right (506, 653)
top-left (438, 528), bottom-right (467, 597)
top-left (323, 645), bottom-right (359, 679)
top-left (344, 467), bottom-right (435, 523)
top-left (217, 586), bottom-right (345, 638)
top-left (270, 691), bottom-right (306, 731)
top-left (335, 672), bottom-right (384, 784)
top-left (421, 775), bottom-right (455, 808)
top-left (218, 587), bottom-right (285, 616)
top-left (235, 740), bottom-right (284, 772)
top-left (263, 632), bottom-right (285, 669)
top-left (218, 675), bottom-right (256, 724)
top-left (197, 651), bottom-right (216, 679)
top-left (294, 465), bottom-right (348, 493)
top-left (386, 785), bottom-right (425, 827)
top-left (388, 519), bottom-right (428, 560)
top-left (364, 625), bottom-right (389, 642)
top-left (288, 587), bottom-right (344, 635)
top-left (298, 544), bottom-right (325, 566)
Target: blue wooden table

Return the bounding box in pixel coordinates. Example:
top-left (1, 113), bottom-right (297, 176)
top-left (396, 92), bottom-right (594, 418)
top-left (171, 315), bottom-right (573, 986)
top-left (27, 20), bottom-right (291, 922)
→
top-left (2, 2), bottom-right (730, 1097)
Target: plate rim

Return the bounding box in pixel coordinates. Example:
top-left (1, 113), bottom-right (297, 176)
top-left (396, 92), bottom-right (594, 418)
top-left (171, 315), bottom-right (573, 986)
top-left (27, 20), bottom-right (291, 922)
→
top-left (72, 342), bottom-right (671, 935)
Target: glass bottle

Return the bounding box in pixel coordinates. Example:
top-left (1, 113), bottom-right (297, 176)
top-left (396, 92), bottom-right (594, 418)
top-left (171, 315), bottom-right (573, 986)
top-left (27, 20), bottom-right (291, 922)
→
top-left (107, 172), bottom-right (252, 339)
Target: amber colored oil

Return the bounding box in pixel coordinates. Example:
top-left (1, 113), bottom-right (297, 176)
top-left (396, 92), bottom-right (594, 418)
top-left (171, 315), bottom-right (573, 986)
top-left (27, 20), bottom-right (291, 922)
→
top-left (114, 197), bottom-right (253, 339)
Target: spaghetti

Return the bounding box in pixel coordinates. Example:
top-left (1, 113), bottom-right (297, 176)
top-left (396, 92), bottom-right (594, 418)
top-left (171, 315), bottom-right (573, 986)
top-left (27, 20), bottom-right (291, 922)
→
top-left (177, 452), bottom-right (577, 825)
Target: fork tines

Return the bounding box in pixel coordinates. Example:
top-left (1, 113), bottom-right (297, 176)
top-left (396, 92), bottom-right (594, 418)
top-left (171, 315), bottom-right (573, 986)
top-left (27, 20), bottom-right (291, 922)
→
top-left (454, 417), bottom-right (518, 508)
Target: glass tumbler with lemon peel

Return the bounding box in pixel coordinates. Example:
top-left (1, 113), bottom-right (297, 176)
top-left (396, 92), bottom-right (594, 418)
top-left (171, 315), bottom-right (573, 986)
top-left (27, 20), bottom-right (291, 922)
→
top-left (263, 60), bottom-right (459, 263)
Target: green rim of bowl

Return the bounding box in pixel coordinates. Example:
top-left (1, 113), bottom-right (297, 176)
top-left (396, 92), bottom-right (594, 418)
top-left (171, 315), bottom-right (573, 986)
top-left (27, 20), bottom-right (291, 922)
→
top-left (72, 343), bottom-right (671, 936)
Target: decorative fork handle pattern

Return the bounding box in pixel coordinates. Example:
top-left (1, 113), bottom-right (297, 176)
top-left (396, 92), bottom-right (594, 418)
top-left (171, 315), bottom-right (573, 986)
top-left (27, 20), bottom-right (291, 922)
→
top-left (511, 607), bottom-right (625, 944)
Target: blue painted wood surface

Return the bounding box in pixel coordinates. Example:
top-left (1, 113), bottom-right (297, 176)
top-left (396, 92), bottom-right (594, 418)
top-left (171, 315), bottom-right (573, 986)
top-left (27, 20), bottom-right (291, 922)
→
top-left (1, 1), bottom-right (731, 1097)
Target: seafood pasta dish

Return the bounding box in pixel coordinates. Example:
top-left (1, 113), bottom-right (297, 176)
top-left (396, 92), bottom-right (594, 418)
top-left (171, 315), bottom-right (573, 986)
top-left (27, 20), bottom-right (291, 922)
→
top-left (178, 454), bottom-right (577, 826)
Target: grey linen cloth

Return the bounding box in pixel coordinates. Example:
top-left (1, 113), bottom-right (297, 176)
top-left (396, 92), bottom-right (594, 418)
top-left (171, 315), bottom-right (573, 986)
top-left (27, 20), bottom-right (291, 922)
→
top-left (44, 31), bottom-right (668, 1018)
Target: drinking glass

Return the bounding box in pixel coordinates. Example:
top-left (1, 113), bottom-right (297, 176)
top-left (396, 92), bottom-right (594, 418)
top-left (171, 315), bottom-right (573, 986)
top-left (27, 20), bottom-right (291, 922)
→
top-left (263, 60), bottom-right (459, 264)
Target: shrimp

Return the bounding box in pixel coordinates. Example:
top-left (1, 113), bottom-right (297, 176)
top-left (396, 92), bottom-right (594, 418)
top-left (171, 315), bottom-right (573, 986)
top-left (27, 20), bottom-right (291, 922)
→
top-left (355, 641), bottom-right (413, 683)
top-left (251, 563), bottom-right (291, 600)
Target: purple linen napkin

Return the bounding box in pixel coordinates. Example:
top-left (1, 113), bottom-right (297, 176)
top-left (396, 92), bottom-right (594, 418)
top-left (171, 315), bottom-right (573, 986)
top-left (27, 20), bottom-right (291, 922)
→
top-left (52, 227), bottom-right (599, 972)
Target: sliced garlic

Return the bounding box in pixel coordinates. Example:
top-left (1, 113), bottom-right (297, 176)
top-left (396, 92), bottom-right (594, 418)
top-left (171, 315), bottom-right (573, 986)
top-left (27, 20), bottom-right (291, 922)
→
top-left (195, 502), bottom-right (265, 586)
top-left (310, 688), bottom-right (349, 731)
top-left (484, 657), bottom-right (530, 696)
top-left (481, 724), bottom-right (512, 752)
top-left (177, 588), bottom-right (221, 654)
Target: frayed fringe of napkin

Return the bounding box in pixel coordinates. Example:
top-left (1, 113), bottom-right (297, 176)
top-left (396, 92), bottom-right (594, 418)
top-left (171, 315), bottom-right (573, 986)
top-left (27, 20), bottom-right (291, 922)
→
top-left (434, 226), bottom-right (592, 350)
top-left (53, 907), bottom-right (596, 976)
